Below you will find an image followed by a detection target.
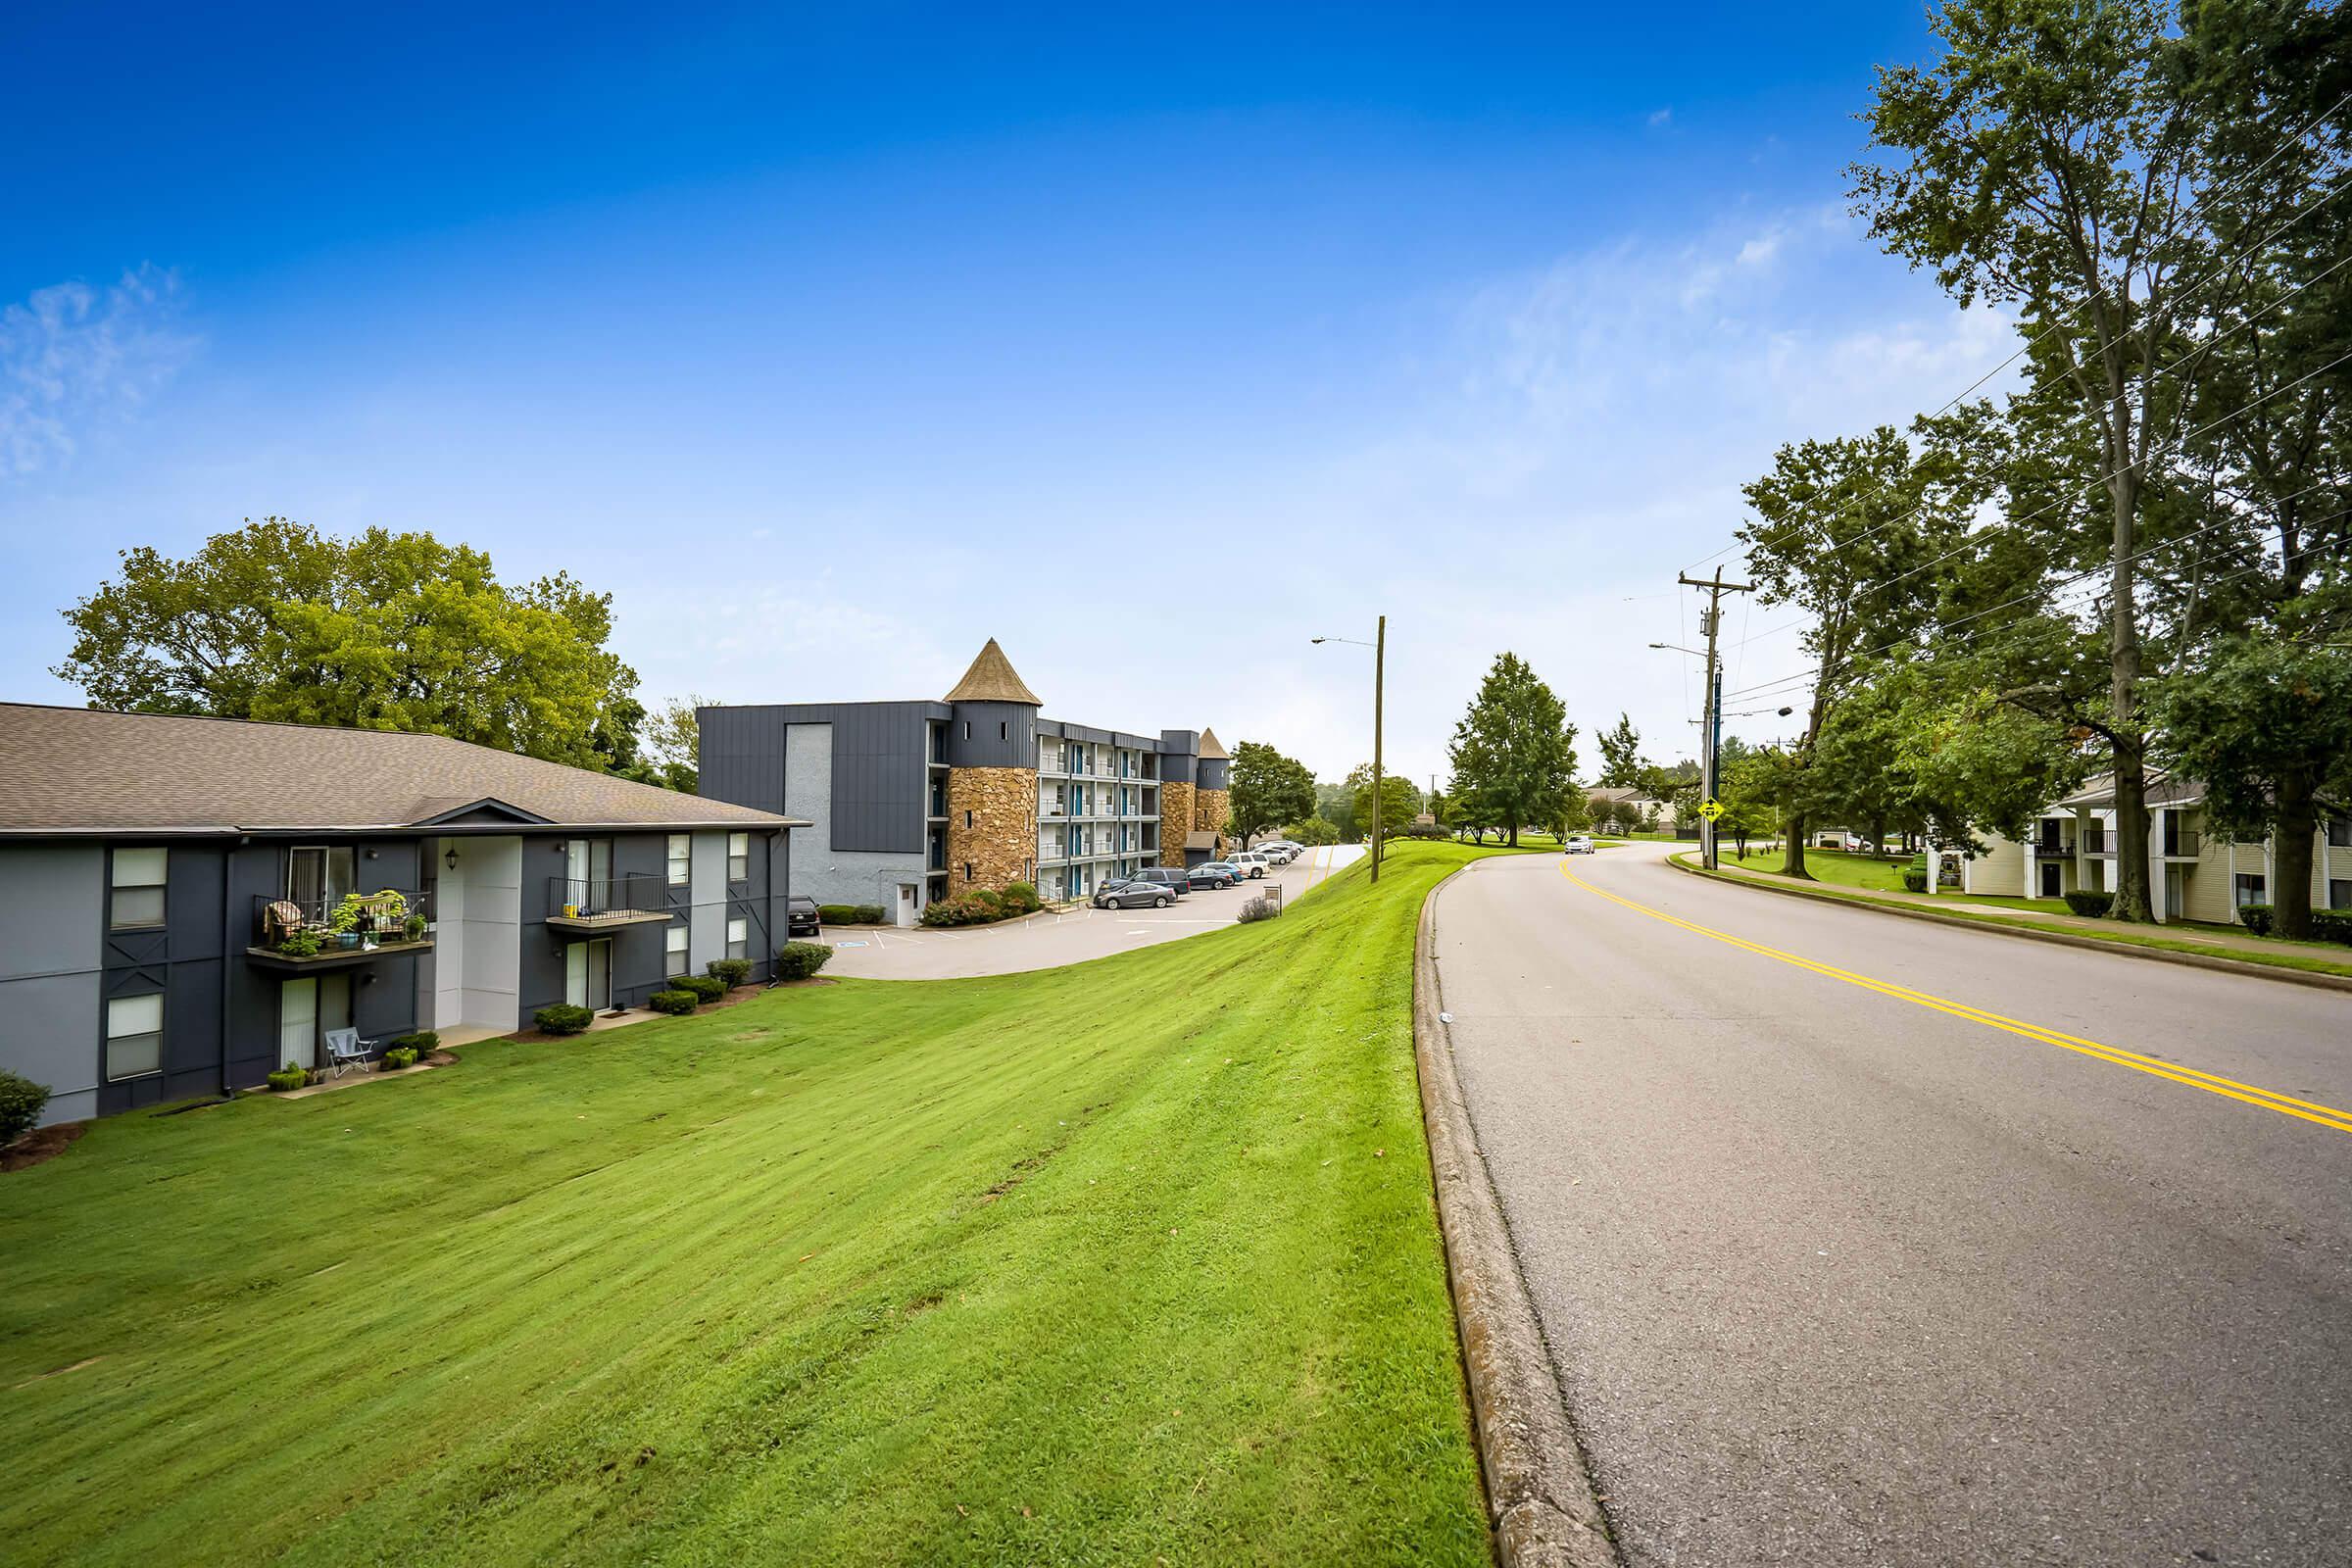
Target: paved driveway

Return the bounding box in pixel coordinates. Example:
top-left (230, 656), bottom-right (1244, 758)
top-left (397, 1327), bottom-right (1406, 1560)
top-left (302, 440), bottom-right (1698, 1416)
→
top-left (818, 844), bottom-right (1365, 979)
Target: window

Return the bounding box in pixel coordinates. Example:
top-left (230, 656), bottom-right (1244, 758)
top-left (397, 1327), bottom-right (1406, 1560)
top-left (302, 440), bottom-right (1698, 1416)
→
top-left (963, 861), bottom-right (974, 881)
top-left (2330, 818), bottom-right (2351, 849)
top-left (2331, 879), bottom-right (2352, 911)
top-left (725, 917), bottom-right (748, 960)
top-left (2234, 872), bottom-right (2268, 909)
top-left (964, 809), bottom-right (973, 829)
top-left (999, 720), bottom-right (1008, 741)
top-left (287, 845), bottom-right (355, 909)
top-left (963, 721), bottom-right (972, 740)
top-left (109, 846), bottom-right (168, 930)
top-left (106, 993), bottom-right (163, 1081)
top-left (666, 834), bottom-right (690, 886)
top-left (665, 921), bottom-right (688, 968)
top-left (727, 832), bottom-right (749, 882)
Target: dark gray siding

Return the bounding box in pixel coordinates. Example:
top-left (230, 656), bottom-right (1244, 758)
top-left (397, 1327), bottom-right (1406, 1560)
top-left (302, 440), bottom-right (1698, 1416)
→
top-left (945, 701), bottom-right (1037, 768)
top-left (699, 702), bottom-right (937, 854)
top-left (1198, 757), bottom-right (1230, 791)
top-left (1159, 730), bottom-right (1200, 786)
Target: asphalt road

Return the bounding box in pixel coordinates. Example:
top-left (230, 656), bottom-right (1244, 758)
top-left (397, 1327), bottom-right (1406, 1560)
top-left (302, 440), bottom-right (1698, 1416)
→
top-left (817, 844), bottom-right (1365, 979)
top-left (1431, 841), bottom-right (2352, 1568)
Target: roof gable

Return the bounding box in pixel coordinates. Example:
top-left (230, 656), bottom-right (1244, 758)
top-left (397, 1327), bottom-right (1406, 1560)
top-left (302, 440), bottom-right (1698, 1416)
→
top-left (944, 639), bottom-right (1043, 705)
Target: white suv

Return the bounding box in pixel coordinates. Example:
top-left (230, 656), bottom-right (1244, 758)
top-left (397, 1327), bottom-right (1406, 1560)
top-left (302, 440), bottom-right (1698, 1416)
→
top-left (1229, 851), bottom-right (1272, 879)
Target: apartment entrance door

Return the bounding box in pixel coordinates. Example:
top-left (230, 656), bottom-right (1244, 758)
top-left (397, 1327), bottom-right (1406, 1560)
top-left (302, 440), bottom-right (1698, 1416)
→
top-left (277, 973), bottom-right (351, 1071)
top-left (564, 939), bottom-right (612, 1011)
top-left (2039, 860), bottom-right (2061, 899)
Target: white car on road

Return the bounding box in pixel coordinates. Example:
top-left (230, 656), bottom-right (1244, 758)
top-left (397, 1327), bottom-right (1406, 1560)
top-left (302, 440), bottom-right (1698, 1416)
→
top-left (1562, 835), bottom-right (1596, 855)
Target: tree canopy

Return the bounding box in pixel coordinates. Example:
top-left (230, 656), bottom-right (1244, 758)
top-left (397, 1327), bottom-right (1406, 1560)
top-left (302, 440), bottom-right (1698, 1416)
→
top-left (1227, 741), bottom-right (1317, 849)
top-left (55, 517), bottom-right (648, 772)
top-left (1445, 652), bottom-right (1578, 849)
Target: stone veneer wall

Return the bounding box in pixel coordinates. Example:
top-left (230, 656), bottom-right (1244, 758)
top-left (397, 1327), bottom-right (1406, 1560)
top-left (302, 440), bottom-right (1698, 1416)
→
top-left (1159, 781), bottom-right (1195, 867)
top-left (948, 766), bottom-right (1038, 891)
top-left (1194, 787), bottom-right (1231, 855)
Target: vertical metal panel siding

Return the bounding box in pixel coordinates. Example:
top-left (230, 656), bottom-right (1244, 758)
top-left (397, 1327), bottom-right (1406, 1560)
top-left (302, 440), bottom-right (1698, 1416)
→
top-left (944, 702), bottom-right (1038, 768)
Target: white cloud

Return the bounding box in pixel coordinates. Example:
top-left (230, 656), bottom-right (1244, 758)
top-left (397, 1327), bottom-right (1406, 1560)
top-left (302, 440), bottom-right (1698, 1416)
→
top-left (1648, 108), bottom-right (1673, 127)
top-left (0, 265), bottom-right (197, 476)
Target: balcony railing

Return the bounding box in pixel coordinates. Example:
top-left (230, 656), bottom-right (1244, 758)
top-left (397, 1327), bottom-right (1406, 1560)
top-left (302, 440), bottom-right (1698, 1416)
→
top-left (250, 889), bottom-right (433, 966)
top-left (547, 874), bottom-right (670, 927)
top-left (2163, 828), bottom-right (2202, 858)
top-left (2082, 828), bottom-right (2110, 856)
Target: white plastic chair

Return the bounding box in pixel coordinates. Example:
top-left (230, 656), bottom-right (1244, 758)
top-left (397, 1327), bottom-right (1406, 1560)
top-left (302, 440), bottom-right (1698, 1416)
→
top-left (323, 1028), bottom-right (373, 1078)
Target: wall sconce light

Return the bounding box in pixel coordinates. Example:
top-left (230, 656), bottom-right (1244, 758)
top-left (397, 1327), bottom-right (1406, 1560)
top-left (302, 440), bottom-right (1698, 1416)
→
top-left (445, 847), bottom-right (461, 872)
top-left (365, 847), bottom-right (378, 860)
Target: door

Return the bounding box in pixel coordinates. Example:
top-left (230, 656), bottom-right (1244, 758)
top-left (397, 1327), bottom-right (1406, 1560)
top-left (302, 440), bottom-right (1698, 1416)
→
top-left (279, 978), bottom-right (318, 1070)
top-left (564, 939), bottom-right (612, 1010)
top-left (2039, 861), bottom-right (2061, 899)
top-left (564, 839), bottom-right (613, 912)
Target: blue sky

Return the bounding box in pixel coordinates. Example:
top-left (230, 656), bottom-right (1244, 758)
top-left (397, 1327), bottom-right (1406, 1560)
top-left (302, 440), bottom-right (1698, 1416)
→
top-left (0, 3), bottom-right (2012, 785)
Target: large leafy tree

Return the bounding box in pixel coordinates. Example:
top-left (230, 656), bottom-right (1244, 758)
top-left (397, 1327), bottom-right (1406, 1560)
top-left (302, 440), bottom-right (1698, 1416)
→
top-left (1227, 741), bottom-right (1317, 849)
top-left (1446, 652), bottom-right (1578, 849)
top-left (1848, 0), bottom-right (2320, 919)
top-left (1342, 763), bottom-right (1422, 841)
top-left (56, 517), bottom-right (644, 770)
top-left (1595, 713), bottom-right (1644, 787)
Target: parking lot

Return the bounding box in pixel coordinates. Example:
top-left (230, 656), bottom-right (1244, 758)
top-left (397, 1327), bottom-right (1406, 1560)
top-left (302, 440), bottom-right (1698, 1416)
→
top-left (816, 844), bottom-right (1367, 980)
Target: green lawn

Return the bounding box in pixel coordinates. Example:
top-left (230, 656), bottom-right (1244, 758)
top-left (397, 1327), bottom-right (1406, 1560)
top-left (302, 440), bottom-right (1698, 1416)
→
top-left (0, 844), bottom-right (1495, 1566)
top-left (1723, 845), bottom-right (1911, 893)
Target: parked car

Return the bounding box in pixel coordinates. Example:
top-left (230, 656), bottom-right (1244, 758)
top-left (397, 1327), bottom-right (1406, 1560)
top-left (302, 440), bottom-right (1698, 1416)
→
top-left (1562, 835), bottom-right (1595, 855)
top-left (1257, 843), bottom-right (1298, 863)
top-left (787, 895), bottom-right (821, 938)
top-left (1187, 863), bottom-right (1239, 890)
top-left (1843, 835), bottom-right (1877, 853)
top-left (1229, 851), bottom-right (1272, 878)
top-left (1117, 866), bottom-right (1190, 897)
top-left (1094, 881), bottom-right (1175, 909)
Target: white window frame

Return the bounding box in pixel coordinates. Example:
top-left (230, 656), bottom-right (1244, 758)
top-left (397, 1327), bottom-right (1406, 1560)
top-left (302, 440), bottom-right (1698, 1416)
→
top-left (665, 920), bottom-right (688, 970)
top-left (725, 916), bottom-right (748, 960)
top-left (666, 833), bottom-right (691, 886)
top-left (106, 993), bottom-right (165, 1081)
top-left (109, 846), bottom-right (169, 931)
top-left (726, 831), bottom-right (749, 882)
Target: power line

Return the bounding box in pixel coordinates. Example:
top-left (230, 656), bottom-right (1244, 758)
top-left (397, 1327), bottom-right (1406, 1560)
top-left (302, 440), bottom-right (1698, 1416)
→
top-left (1680, 91), bottom-right (2352, 577)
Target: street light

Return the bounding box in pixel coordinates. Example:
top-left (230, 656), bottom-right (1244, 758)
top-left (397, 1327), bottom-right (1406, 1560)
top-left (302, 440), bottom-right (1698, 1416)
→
top-left (1312, 618), bottom-right (1388, 884)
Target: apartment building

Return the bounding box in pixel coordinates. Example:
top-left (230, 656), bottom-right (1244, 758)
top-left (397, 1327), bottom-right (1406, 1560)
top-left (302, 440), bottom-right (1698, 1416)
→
top-left (1958, 771), bottom-right (2352, 923)
top-left (699, 639), bottom-right (1231, 918)
top-left (0, 704), bottom-right (803, 1128)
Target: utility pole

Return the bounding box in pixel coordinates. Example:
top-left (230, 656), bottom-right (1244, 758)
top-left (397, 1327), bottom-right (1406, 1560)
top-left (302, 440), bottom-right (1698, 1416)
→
top-left (1679, 568), bottom-right (1752, 871)
top-left (1371, 613), bottom-right (1387, 885)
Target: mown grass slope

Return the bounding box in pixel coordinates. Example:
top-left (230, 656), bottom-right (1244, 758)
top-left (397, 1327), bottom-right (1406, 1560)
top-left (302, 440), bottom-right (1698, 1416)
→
top-left (0, 842), bottom-right (1495, 1567)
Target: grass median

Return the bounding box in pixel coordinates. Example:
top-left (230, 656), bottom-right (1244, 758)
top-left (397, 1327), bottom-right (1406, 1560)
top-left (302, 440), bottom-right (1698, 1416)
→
top-left (0, 843), bottom-right (1497, 1566)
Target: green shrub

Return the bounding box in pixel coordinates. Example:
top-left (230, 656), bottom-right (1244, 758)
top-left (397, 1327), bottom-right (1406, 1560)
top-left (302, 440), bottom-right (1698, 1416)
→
top-left (649, 989), bottom-right (698, 1016)
top-left (533, 1004), bottom-right (595, 1036)
top-left (774, 942), bottom-right (833, 980)
top-left (1901, 871), bottom-right (1929, 893)
top-left (1237, 895), bottom-right (1278, 924)
top-left (2231, 903), bottom-right (2272, 935)
top-left (921, 895), bottom-right (998, 927)
top-left (2062, 890), bottom-right (2114, 918)
top-left (2307, 907), bottom-right (2352, 946)
top-left (0, 1069), bottom-right (51, 1146)
top-left (968, 889), bottom-right (1004, 916)
top-left (816, 904), bottom-right (859, 925)
top-left (276, 928), bottom-right (324, 957)
top-left (380, 1047), bottom-right (418, 1071)
top-left (388, 1030), bottom-right (439, 1055)
top-left (854, 904), bottom-right (886, 925)
top-left (706, 957), bottom-right (753, 987)
top-left (669, 974), bottom-right (727, 1004)
top-left (999, 882), bottom-right (1042, 915)
top-left (266, 1064), bottom-right (308, 1093)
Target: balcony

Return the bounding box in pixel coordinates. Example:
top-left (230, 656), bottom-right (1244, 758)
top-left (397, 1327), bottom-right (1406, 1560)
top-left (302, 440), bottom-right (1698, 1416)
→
top-left (248, 890), bottom-right (433, 971)
top-left (2082, 829), bottom-right (2111, 857)
top-left (2162, 828), bottom-right (2202, 858)
top-left (545, 874), bottom-right (672, 930)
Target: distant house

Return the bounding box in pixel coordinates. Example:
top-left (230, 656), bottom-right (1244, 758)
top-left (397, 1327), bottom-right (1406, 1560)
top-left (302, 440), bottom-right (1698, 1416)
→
top-left (1957, 770), bottom-right (2352, 923)
top-left (1587, 787), bottom-right (1678, 830)
top-left (0, 704), bottom-right (805, 1128)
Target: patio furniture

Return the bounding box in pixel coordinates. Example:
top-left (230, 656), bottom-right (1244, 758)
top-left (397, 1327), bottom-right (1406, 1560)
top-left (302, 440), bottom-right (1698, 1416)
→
top-left (322, 1027), bottom-right (375, 1078)
top-left (264, 900), bottom-right (307, 943)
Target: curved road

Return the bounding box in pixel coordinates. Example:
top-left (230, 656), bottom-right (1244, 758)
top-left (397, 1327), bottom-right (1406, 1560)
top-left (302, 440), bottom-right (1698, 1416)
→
top-left (1431, 842), bottom-right (2352, 1568)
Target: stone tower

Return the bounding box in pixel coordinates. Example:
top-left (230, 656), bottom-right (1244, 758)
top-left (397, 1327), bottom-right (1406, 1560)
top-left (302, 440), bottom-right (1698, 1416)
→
top-left (943, 638), bottom-right (1042, 894)
top-left (1157, 726), bottom-right (1232, 867)
top-left (1194, 728), bottom-right (1232, 858)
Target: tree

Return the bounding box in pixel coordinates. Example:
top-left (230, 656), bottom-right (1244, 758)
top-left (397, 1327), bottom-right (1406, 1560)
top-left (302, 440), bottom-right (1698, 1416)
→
top-left (1285, 815), bottom-right (1340, 847)
top-left (1849, 0), bottom-right (2319, 919)
top-left (1227, 741), bottom-right (1317, 849)
top-left (1312, 781), bottom-right (1358, 842)
top-left (637, 696), bottom-right (704, 793)
top-left (56, 518), bottom-right (644, 770)
top-left (1446, 652), bottom-right (1578, 848)
top-left (2153, 637), bottom-right (2352, 939)
top-left (1344, 763), bottom-right (1421, 841)
top-left (1595, 713), bottom-right (1644, 787)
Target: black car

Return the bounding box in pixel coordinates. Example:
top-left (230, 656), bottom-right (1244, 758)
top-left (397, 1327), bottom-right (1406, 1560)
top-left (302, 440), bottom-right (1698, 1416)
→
top-left (786, 895), bottom-right (821, 939)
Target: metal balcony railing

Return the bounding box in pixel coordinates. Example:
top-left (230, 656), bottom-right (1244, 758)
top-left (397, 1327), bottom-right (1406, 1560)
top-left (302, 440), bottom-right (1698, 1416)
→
top-left (548, 874), bottom-right (665, 917)
top-left (253, 889), bottom-right (433, 954)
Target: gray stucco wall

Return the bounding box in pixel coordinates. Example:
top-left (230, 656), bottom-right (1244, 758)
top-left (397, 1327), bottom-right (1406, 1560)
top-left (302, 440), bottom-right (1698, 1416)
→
top-left (785, 722), bottom-right (931, 912)
top-left (0, 843), bottom-right (105, 1125)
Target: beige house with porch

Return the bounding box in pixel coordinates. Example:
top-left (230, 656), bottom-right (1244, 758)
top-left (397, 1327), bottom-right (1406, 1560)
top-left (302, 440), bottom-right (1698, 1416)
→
top-left (1955, 771), bottom-right (2352, 925)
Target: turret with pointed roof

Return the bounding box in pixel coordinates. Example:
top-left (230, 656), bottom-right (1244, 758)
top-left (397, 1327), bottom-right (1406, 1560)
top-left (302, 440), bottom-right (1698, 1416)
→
top-left (944, 638), bottom-right (1043, 707)
top-left (1196, 727), bottom-right (1228, 760)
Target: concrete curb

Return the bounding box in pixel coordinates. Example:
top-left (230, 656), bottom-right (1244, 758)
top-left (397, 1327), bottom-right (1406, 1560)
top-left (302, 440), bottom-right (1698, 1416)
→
top-left (1668, 854), bottom-right (2352, 997)
top-left (1414, 861), bottom-right (1620, 1568)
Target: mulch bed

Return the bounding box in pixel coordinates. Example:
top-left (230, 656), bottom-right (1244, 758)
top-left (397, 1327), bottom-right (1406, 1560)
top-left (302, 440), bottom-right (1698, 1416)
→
top-left (2, 1122), bottom-right (86, 1174)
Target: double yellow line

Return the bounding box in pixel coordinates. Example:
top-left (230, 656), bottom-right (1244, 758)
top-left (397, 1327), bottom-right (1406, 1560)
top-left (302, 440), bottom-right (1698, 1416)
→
top-left (1559, 860), bottom-right (2352, 1137)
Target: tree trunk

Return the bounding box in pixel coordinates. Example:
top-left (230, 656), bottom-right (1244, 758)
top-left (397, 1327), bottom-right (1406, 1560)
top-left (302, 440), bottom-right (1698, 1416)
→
top-left (1508, 823), bottom-right (1519, 848)
top-left (2274, 776), bottom-right (2318, 940)
top-left (1783, 811), bottom-right (1810, 879)
top-left (2106, 413), bottom-right (2155, 923)
top-left (1870, 813), bottom-right (1886, 858)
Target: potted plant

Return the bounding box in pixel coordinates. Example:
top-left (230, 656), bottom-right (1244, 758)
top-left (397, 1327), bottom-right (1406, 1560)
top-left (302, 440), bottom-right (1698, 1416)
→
top-left (277, 927), bottom-right (324, 958)
top-left (329, 893), bottom-right (369, 949)
top-left (403, 910), bottom-right (428, 943)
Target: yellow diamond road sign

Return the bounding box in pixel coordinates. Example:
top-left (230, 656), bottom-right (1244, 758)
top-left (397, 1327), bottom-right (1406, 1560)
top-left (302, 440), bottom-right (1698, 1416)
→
top-left (1698, 798), bottom-right (1725, 822)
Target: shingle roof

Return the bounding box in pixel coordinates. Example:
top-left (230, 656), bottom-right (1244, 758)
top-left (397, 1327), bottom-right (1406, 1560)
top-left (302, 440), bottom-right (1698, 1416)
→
top-left (2054, 770), bottom-right (2203, 810)
top-left (1196, 727), bottom-right (1228, 760)
top-left (0, 704), bottom-right (804, 835)
top-left (943, 639), bottom-right (1043, 706)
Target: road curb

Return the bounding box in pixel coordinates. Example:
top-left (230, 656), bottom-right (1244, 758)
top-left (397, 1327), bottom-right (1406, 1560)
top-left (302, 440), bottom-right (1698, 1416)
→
top-left (1667, 854), bottom-right (2352, 996)
top-left (1414, 860), bottom-right (1620, 1568)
